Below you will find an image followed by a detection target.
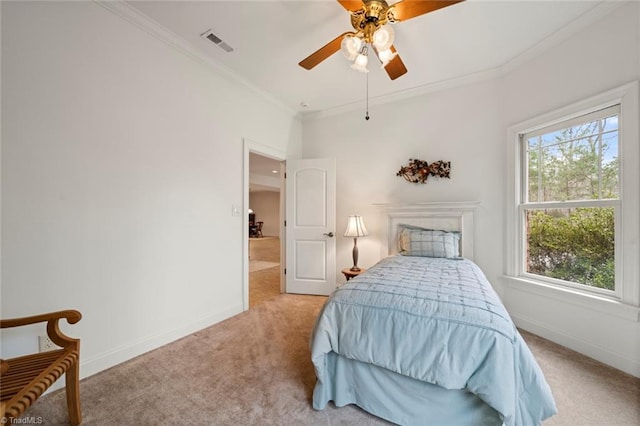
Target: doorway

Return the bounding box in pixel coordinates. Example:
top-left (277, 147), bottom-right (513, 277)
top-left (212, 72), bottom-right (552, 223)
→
top-left (246, 150), bottom-right (284, 309)
top-left (248, 152), bottom-right (281, 308)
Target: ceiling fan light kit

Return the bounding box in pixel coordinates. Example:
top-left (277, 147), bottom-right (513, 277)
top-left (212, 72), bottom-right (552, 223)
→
top-left (343, 24), bottom-right (394, 73)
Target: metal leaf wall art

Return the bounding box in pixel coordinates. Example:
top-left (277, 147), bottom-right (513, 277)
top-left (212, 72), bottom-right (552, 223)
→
top-left (396, 158), bottom-right (451, 184)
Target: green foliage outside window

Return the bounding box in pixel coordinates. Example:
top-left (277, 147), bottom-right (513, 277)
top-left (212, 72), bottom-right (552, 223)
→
top-left (526, 208), bottom-right (615, 290)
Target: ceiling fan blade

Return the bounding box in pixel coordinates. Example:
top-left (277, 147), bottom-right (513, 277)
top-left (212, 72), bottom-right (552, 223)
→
top-left (337, 0), bottom-right (364, 12)
top-left (383, 46), bottom-right (407, 80)
top-left (390, 0), bottom-right (464, 22)
top-left (299, 32), bottom-right (355, 70)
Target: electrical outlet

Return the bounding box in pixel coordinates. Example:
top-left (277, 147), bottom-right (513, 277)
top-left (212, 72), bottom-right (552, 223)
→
top-left (38, 335), bottom-right (59, 352)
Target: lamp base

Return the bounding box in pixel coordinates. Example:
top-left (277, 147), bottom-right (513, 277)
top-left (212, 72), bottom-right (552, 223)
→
top-left (350, 238), bottom-right (361, 273)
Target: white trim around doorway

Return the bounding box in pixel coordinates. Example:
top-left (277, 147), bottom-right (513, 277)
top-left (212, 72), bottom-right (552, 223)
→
top-left (242, 138), bottom-right (286, 311)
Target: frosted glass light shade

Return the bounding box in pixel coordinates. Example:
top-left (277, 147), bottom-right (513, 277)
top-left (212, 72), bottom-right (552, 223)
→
top-left (355, 53), bottom-right (368, 67)
top-left (378, 48), bottom-right (398, 67)
top-left (341, 35), bottom-right (363, 61)
top-left (344, 215), bottom-right (368, 237)
top-left (372, 24), bottom-right (394, 51)
top-left (351, 53), bottom-right (369, 73)
top-left (378, 49), bottom-right (396, 65)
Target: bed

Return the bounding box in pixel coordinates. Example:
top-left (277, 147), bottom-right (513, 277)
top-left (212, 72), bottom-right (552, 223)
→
top-left (310, 203), bottom-right (557, 425)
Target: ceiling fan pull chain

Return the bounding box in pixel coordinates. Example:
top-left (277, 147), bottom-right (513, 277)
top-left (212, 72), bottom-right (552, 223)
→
top-left (365, 71), bottom-right (370, 121)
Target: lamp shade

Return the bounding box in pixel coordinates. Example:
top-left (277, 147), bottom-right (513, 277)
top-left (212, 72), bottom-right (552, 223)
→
top-left (378, 48), bottom-right (398, 67)
top-left (350, 52), bottom-right (369, 73)
top-left (350, 61), bottom-right (369, 73)
top-left (341, 35), bottom-right (363, 61)
top-left (372, 24), bottom-right (394, 51)
top-left (344, 215), bottom-right (368, 237)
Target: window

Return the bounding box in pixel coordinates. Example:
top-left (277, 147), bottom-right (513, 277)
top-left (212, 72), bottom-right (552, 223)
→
top-left (506, 82), bottom-right (639, 309)
top-left (520, 106), bottom-right (619, 295)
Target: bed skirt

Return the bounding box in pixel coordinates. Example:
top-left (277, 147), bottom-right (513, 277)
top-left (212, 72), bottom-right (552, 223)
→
top-left (313, 351), bottom-right (503, 426)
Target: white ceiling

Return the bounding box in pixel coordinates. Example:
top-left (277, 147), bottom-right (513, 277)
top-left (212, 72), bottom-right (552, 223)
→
top-left (249, 152), bottom-right (282, 192)
top-left (127, 0), bottom-right (614, 115)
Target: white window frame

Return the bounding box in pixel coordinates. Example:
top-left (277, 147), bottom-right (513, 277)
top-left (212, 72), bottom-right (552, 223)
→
top-left (519, 104), bottom-right (621, 298)
top-left (505, 82), bottom-right (640, 316)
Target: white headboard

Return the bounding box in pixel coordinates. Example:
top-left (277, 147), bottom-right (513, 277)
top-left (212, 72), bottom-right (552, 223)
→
top-left (374, 202), bottom-right (480, 261)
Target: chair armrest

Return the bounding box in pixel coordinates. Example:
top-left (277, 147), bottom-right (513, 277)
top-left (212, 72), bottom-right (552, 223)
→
top-left (1, 310), bottom-right (82, 349)
top-left (0, 310), bottom-right (81, 328)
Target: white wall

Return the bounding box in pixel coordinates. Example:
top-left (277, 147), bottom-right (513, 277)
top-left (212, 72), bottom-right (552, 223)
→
top-left (302, 3), bottom-right (639, 376)
top-left (249, 191), bottom-right (280, 237)
top-left (0, 0), bottom-right (301, 382)
top-left (303, 77), bottom-right (505, 291)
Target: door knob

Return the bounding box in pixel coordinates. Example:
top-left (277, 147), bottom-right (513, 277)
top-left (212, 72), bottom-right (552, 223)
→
top-left (323, 232), bottom-right (335, 237)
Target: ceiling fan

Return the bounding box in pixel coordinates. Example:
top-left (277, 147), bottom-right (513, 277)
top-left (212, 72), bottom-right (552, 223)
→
top-left (299, 0), bottom-right (464, 80)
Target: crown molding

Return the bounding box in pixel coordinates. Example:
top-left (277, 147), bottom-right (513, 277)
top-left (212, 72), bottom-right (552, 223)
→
top-left (94, 0), bottom-right (300, 120)
top-left (301, 66), bottom-right (504, 121)
top-left (499, 1), bottom-right (624, 75)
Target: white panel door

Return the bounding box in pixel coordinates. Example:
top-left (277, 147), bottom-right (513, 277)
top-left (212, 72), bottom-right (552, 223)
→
top-left (285, 159), bottom-right (336, 295)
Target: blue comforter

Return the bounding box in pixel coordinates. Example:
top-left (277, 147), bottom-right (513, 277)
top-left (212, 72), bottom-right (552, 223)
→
top-left (311, 256), bottom-right (557, 425)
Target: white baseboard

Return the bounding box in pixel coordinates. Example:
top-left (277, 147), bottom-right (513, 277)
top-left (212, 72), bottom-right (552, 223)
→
top-left (63, 303), bottom-right (244, 389)
top-left (513, 314), bottom-right (640, 378)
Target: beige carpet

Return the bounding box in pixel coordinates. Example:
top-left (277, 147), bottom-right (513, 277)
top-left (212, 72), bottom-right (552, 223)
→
top-left (249, 266), bottom-right (280, 309)
top-left (19, 293), bottom-right (640, 425)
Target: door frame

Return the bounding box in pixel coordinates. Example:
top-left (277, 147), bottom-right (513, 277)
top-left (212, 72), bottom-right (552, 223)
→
top-left (242, 138), bottom-right (286, 311)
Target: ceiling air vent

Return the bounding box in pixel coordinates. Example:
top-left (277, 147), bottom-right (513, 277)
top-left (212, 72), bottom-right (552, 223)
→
top-left (201, 29), bottom-right (234, 53)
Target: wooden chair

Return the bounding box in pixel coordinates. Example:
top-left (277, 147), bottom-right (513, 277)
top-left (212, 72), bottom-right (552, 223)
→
top-left (255, 221), bottom-right (264, 238)
top-left (1, 310), bottom-right (82, 425)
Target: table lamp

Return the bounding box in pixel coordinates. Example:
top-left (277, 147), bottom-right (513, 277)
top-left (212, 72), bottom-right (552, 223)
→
top-left (344, 215), bottom-right (368, 271)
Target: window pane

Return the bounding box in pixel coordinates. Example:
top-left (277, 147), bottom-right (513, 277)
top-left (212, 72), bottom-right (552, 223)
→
top-left (525, 207), bottom-right (615, 290)
top-left (526, 114), bottom-right (618, 202)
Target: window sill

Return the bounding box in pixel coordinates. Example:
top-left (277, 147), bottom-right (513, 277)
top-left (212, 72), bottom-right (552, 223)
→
top-left (501, 275), bottom-right (640, 322)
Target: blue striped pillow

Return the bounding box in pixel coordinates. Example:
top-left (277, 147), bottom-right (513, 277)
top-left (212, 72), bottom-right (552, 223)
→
top-left (398, 225), bottom-right (461, 258)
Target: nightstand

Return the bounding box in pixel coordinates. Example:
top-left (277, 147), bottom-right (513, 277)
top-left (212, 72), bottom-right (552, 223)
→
top-left (341, 268), bottom-right (366, 281)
